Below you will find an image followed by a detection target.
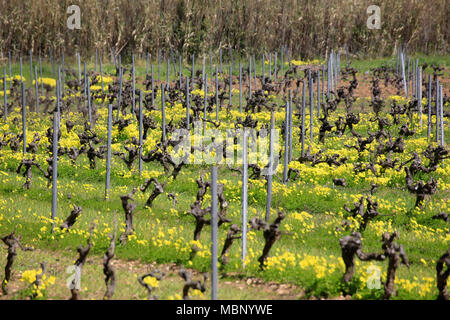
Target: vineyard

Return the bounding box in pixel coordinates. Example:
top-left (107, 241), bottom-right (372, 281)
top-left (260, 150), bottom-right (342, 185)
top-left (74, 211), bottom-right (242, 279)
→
top-left (0, 49), bottom-right (449, 301)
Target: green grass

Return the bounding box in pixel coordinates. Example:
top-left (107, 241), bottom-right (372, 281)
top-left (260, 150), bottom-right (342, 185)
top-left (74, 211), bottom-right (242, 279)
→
top-left (0, 56), bottom-right (449, 300)
top-left (5, 53), bottom-right (450, 89)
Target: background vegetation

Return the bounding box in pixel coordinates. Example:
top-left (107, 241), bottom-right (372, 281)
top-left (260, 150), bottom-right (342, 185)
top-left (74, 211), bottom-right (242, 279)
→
top-left (0, 0), bottom-right (448, 61)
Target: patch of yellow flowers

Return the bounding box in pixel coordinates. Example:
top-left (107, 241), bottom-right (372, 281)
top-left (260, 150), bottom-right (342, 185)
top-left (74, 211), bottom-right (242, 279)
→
top-left (143, 276), bottom-right (159, 288)
top-left (20, 268), bottom-right (56, 299)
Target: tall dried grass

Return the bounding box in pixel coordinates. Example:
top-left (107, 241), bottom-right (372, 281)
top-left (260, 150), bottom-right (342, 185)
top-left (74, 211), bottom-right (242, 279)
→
top-left (0, 0), bottom-right (447, 60)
